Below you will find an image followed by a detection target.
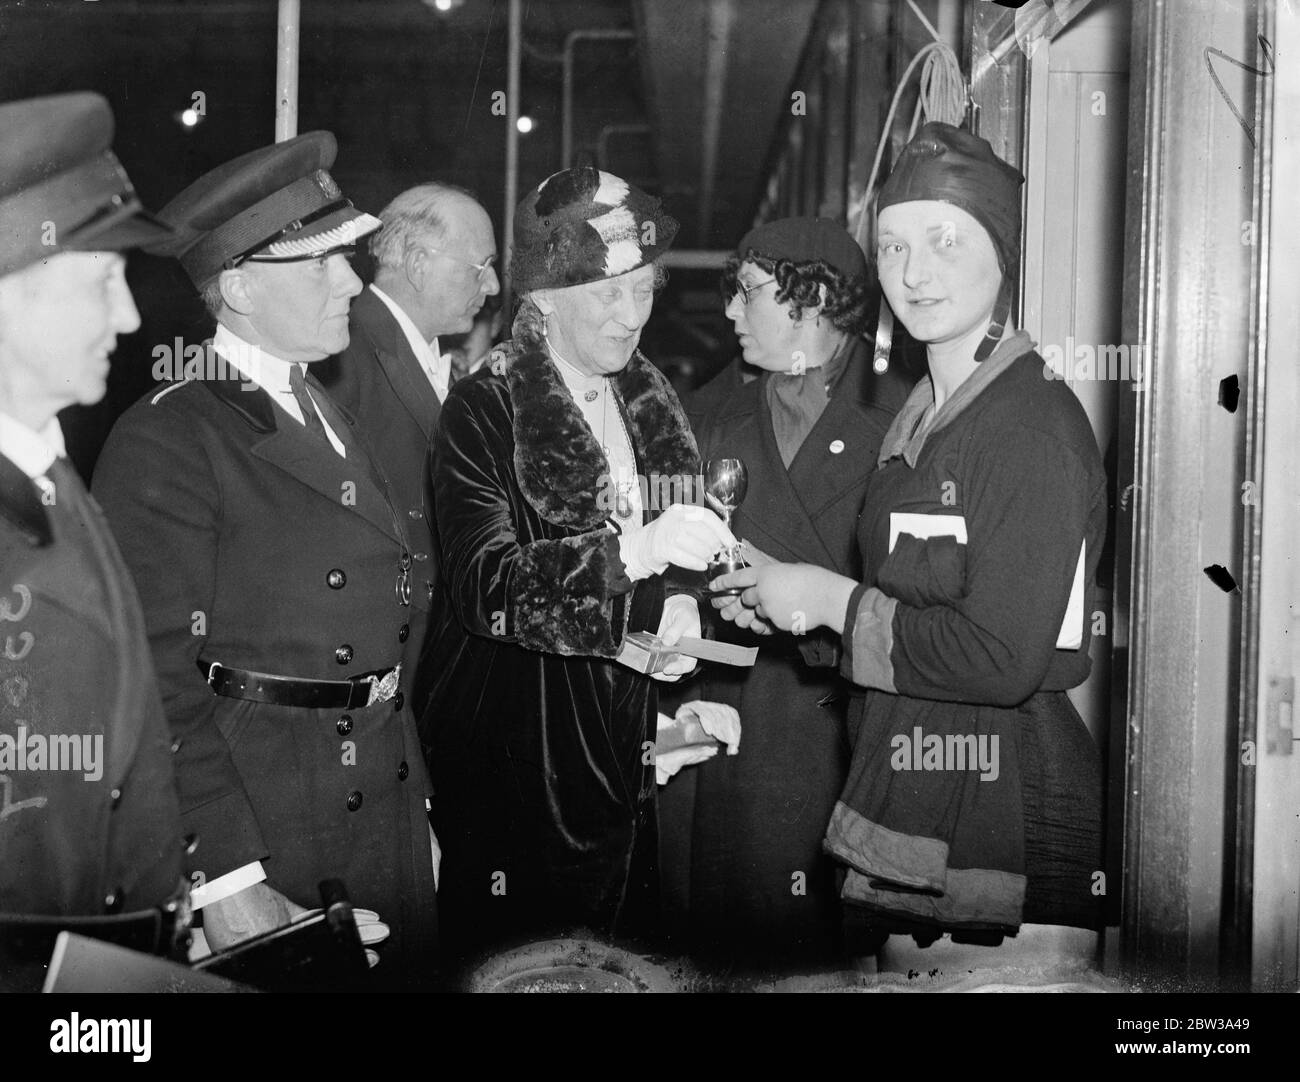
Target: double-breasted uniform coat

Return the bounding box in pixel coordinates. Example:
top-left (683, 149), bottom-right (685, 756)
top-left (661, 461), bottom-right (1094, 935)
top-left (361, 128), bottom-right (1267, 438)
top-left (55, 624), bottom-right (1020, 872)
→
top-left (92, 360), bottom-right (438, 986)
top-left (316, 287), bottom-right (442, 710)
top-left (420, 329), bottom-right (700, 963)
top-left (658, 337), bottom-right (910, 967)
top-left (0, 451), bottom-right (184, 981)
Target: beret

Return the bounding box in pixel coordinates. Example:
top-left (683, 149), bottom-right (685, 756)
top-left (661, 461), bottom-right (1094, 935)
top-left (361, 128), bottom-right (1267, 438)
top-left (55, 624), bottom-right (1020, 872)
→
top-left (736, 217), bottom-right (867, 280)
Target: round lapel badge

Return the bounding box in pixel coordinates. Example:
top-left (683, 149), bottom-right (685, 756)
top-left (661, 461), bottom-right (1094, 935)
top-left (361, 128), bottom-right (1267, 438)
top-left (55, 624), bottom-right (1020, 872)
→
top-left (829, 439), bottom-right (845, 454)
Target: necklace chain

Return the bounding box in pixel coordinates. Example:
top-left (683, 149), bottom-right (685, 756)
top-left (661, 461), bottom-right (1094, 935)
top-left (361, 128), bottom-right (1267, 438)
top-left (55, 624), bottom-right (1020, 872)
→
top-left (546, 340), bottom-right (637, 519)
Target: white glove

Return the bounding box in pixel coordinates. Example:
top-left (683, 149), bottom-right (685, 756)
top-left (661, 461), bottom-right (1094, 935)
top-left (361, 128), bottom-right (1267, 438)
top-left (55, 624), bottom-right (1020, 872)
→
top-left (679, 700), bottom-right (741, 756)
top-left (650, 594), bottom-right (700, 682)
top-left (653, 701), bottom-right (742, 784)
top-left (622, 503), bottom-right (737, 575)
top-left (654, 711), bottom-right (718, 784)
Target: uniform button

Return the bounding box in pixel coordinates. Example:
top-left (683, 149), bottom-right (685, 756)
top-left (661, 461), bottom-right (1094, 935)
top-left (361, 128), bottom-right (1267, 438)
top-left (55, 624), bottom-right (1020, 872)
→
top-left (326, 569), bottom-right (347, 589)
top-left (110, 787), bottom-right (122, 808)
top-left (184, 833), bottom-right (199, 856)
top-left (413, 552), bottom-right (429, 562)
top-left (346, 790), bottom-right (363, 812)
top-left (829, 439), bottom-right (845, 454)
top-left (398, 623), bottom-right (410, 643)
top-left (398, 761), bottom-right (409, 781)
top-left (393, 692), bottom-right (405, 712)
top-left (335, 644), bottom-right (353, 665)
top-left (408, 508), bottom-right (423, 520)
top-left (104, 888), bottom-right (123, 914)
top-left (170, 739), bottom-right (182, 754)
top-left (336, 714), bottom-right (353, 736)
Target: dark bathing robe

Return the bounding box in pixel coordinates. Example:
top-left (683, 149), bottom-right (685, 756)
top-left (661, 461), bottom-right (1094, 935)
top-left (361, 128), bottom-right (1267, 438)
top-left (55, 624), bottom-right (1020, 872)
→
top-left (420, 327), bottom-right (700, 964)
top-left (829, 332), bottom-right (1107, 943)
top-left (94, 357), bottom-right (438, 988)
top-left (658, 336), bottom-right (910, 969)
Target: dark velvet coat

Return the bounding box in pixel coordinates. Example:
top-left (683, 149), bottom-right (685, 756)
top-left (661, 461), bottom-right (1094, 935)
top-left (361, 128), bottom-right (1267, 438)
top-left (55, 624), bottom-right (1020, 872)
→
top-left (658, 338), bottom-right (911, 968)
top-left (0, 452), bottom-right (183, 937)
top-left (316, 287), bottom-right (442, 712)
top-left (420, 328), bottom-right (699, 961)
top-left (92, 361), bottom-right (438, 987)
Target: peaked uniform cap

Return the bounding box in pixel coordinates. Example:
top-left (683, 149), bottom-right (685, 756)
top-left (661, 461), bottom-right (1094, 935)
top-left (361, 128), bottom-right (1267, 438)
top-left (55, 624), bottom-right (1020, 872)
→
top-left (0, 91), bottom-right (173, 277)
top-left (154, 130), bottom-right (380, 286)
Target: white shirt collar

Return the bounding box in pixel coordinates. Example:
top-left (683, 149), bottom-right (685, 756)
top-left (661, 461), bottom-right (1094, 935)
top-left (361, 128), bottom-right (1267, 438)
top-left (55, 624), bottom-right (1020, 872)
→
top-left (369, 284), bottom-right (448, 400)
top-left (0, 411), bottom-right (67, 479)
top-left (210, 323), bottom-right (347, 457)
top-left (212, 321), bottom-right (301, 394)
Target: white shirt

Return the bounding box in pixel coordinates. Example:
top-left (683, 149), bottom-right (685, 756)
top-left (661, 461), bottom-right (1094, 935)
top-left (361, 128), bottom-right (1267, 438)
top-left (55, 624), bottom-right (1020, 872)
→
top-left (212, 322), bottom-right (347, 458)
top-left (0, 411), bottom-right (65, 481)
top-left (369, 284), bottom-right (450, 402)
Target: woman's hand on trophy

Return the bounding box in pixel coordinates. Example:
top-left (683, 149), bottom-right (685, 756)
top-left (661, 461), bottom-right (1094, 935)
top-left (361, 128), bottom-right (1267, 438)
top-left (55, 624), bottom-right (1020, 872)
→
top-left (709, 563), bottom-right (859, 635)
top-left (633, 503), bottom-right (738, 573)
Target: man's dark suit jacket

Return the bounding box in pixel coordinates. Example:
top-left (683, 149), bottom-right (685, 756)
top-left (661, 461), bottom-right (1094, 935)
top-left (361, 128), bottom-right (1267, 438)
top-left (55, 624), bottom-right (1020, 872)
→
top-left (317, 286), bottom-right (442, 711)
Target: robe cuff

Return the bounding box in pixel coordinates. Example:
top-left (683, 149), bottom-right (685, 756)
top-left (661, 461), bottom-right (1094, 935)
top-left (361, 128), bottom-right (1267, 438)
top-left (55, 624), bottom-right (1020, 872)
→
top-left (512, 528), bottom-right (633, 655)
top-left (840, 584), bottom-right (898, 692)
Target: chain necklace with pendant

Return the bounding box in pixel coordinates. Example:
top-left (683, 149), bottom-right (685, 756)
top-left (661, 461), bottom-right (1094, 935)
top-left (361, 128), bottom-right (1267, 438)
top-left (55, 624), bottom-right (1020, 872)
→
top-left (547, 340), bottom-right (637, 519)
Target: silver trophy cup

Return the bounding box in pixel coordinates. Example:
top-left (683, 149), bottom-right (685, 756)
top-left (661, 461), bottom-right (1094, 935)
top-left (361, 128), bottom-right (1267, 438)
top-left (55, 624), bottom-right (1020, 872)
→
top-left (704, 457), bottom-right (749, 597)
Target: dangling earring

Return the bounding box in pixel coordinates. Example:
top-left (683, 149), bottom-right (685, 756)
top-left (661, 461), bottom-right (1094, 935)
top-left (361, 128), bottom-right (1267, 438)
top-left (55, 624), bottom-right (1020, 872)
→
top-left (541, 311), bottom-right (549, 338)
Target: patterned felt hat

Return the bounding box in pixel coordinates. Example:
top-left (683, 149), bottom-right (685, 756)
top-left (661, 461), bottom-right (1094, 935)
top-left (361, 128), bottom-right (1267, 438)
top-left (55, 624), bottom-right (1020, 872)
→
top-left (510, 166), bottom-right (678, 293)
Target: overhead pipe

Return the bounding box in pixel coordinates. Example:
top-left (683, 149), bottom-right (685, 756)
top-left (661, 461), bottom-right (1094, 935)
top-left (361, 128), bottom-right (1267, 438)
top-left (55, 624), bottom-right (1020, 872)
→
top-left (275, 0), bottom-right (300, 141)
top-left (697, 0), bottom-right (735, 245)
top-left (562, 29), bottom-right (636, 168)
top-left (503, 0), bottom-right (522, 314)
top-left (595, 123), bottom-right (651, 171)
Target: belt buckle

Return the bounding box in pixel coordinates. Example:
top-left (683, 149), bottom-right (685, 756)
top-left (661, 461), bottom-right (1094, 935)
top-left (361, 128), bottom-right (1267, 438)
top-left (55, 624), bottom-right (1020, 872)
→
top-left (364, 664), bottom-right (401, 707)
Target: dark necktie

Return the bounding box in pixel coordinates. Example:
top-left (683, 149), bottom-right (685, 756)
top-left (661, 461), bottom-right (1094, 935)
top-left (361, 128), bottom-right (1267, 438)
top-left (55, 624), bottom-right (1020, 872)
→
top-left (288, 363), bottom-right (328, 443)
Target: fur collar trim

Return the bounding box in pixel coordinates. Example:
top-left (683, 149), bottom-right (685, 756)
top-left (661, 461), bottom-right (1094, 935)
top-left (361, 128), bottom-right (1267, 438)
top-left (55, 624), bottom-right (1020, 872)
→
top-left (494, 333), bottom-right (700, 527)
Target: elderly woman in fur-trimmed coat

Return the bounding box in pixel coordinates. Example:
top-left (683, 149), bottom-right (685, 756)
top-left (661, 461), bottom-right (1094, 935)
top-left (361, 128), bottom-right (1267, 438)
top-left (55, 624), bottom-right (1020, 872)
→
top-left (419, 167), bottom-right (737, 967)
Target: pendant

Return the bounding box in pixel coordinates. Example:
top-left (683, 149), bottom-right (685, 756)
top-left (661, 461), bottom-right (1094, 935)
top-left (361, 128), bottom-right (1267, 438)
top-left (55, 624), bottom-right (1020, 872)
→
top-left (584, 389), bottom-right (599, 403)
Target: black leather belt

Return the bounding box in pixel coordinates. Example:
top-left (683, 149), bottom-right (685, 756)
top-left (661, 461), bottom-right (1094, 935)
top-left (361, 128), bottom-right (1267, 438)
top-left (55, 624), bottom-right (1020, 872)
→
top-left (200, 659), bottom-right (401, 709)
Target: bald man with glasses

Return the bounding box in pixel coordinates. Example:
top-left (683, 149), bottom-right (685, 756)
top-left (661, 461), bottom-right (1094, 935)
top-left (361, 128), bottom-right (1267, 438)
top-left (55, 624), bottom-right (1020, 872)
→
top-left (318, 183), bottom-right (500, 719)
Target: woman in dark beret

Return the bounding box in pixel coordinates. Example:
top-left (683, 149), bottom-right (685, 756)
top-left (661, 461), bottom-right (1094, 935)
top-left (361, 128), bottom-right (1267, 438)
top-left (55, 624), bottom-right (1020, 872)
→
top-left (658, 218), bottom-right (910, 975)
top-left (712, 124), bottom-right (1107, 969)
top-left (420, 167), bottom-right (736, 968)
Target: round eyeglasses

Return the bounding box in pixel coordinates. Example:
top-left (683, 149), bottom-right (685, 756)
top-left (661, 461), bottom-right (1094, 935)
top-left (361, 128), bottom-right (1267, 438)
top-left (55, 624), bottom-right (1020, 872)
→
top-left (416, 246), bottom-right (498, 284)
top-left (733, 277), bottom-right (777, 305)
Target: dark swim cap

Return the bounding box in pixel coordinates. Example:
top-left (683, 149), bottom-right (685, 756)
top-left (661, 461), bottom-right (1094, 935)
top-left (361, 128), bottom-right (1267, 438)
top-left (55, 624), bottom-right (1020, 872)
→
top-left (877, 122), bottom-right (1024, 274)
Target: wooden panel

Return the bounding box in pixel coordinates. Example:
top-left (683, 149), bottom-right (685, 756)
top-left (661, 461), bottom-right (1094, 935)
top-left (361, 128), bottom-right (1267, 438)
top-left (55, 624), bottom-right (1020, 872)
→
top-left (1250, 0), bottom-right (1300, 992)
top-left (1118, 0), bottom-right (1261, 986)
